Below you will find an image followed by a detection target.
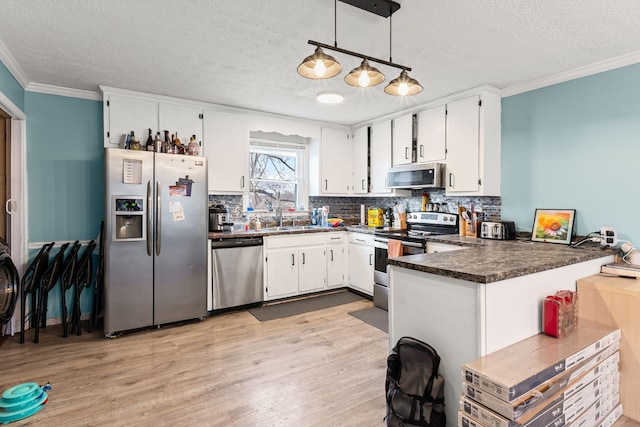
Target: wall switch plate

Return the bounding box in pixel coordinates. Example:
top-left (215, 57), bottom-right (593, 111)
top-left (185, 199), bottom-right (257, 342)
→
top-left (600, 226), bottom-right (618, 247)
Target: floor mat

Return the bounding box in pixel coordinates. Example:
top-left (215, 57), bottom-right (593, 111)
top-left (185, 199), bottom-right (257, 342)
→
top-left (248, 291), bottom-right (365, 321)
top-left (348, 306), bottom-right (388, 333)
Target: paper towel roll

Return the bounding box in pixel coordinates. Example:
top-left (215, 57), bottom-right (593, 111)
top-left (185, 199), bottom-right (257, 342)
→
top-left (360, 204), bottom-right (365, 225)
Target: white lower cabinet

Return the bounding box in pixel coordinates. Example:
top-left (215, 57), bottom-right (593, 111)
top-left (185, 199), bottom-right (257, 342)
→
top-left (298, 245), bottom-right (326, 293)
top-left (264, 234), bottom-right (327, 301)
top-left (348, 233), bottom-right (374, 296)
top-left (326, 233), bottom-right (346, 289)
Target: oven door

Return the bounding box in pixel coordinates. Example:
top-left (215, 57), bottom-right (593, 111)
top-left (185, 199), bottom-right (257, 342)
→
top-left (373, 239), bottom-right (389, 287)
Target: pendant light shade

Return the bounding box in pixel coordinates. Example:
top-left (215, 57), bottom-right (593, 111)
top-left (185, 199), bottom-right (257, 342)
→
top-left (384, 69), bottom-right (423, 96)
top-left (297, 46), bottom-right (342, 79)
top-left (344, 59), bottom-right (385, 88)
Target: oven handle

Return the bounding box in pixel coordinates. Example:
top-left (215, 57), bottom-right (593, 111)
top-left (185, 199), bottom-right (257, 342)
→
top-left (401, 241), bottom-right (424, 249)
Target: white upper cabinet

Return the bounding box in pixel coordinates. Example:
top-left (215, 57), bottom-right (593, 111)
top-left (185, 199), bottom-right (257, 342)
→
top-left (320, 127), bottom-right (351, 194)
top-left (392, 113), bottom-right (414, 166)
top-left (203, 110), bottom-right (249, 193)
top-left (352, 126), bottom-right (368, 194)
top-left (103, 89), bottom-right (204, 149)
top-left (416, 105), bottom-right (446, 163)
top-left (445, 92), bottom-right (501, 196)
top-left (104, 94), bottom-right (158, 147)
top-left (370, 120), bottom-right (392, 194)
top-left (158, 103), bottom-right (203, 152)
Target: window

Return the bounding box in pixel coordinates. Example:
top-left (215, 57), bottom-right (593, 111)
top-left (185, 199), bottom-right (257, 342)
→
top-left (248, 136), bottom-right (308, 211)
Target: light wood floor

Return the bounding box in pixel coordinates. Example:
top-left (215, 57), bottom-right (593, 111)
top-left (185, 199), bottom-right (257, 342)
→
top-left (1, 297), bottom-right (389, 426)
top-left (2, 297), bottom-right (638, 427)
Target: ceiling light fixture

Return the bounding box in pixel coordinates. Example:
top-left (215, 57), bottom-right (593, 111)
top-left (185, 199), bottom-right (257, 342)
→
top-left (317, 92), bottom-right (344, 104)
top-left (297, 0), bottom-right (422, 96)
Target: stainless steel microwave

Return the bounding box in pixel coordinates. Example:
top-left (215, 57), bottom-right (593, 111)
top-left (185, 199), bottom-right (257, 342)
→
top-left (386, 163), bottom-right (445, 189)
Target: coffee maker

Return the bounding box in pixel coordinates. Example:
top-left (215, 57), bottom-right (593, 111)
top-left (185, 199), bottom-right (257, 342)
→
top-left (209, 204), bottom-right (230, 232)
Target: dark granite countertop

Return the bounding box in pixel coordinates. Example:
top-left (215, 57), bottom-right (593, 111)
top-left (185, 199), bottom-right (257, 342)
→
top-left (389, 236), bottom-right (614, 284)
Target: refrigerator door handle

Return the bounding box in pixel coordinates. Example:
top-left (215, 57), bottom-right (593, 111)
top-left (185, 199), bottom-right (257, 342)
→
top-left (156, 181), bottom-right (161, 256)
top-left (146, 181), bottom-right (152, 256)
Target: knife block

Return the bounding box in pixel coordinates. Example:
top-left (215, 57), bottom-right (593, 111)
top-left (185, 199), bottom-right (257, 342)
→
top-left (465, 221), bottom-right (479, 238)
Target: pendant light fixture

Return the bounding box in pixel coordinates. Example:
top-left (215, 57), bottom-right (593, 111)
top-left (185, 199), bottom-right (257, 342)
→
top-left (383, 9), bottom-right (422, 96)
top-left (297, 0), bottom-right (422, 96)
top-left (345, 59), bottom-right (384, 88)
top-left (297, 47), bottom-right (342, 79)
top-left (384, 69), bottom-right (423, 96)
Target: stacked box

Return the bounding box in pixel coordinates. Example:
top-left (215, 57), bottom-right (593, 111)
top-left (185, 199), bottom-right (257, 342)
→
top-left (458, 322), bottom-right (621, 427)
top-left (459, 370), bottom-right (619, 427)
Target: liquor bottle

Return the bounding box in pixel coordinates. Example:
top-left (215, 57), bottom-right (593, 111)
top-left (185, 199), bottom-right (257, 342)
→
top-left (163, 130), bottom-right (171, 153)
top-left (188, 134), bottom-right (199, 156)
top-left (122, 132), bottom-right (131, 149)
top-left (145, 128), bottom-right (154, 151)
top-left (175, 132), bottom-right (184, 154)
top-left (129, 131), bottom-right (140, 150)
top-left (171, 133), bottom-right (178, 154)
top-left (154, 132), bottom-right (162, 153)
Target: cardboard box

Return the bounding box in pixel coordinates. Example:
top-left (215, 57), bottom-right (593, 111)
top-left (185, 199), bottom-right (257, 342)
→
top-left (459, 370), bottom-right (619, 427)
top-left (462, 349), bottom-right (619, 421)
top-left (461, 322), bottom-right (620, 401)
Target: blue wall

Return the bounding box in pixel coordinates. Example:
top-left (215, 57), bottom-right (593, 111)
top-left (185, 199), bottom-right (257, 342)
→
top-left (502, 63), bottom-right (640, 245)
top-left (25, 92), bottom-right (104, 242)
top-left (0, 60), bottom-right (24, 111)
top-left (24, 92), bottom-right (103, 320)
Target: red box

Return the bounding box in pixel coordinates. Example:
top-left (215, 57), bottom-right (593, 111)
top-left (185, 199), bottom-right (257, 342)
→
top-left (543, 290), bottom-right (579, 337)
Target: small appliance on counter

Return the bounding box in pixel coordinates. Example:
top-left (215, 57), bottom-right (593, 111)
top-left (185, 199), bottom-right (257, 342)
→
top-left (209, 204), bottom-right (230, 232)
top-left (480, 221), bottom-right (516, 240)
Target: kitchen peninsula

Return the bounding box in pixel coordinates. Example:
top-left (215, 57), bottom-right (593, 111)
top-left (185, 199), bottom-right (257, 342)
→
top-left (387, 237), bottom-right (614, 427)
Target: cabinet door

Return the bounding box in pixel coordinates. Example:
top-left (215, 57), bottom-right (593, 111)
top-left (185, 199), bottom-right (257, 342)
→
top-left (265, 248), bottom-right (298, 299)
top-left (106, 94), bottom-right (158, 147)
top-left (352, 126), bottom-right (368, 194)
top-left (446, 96), bottom-right (480, 193)
top-left (392, 114), bottom-right (413, 166)
top-left (203, 110), bottom-right (249, 193)
top-left (321, 127), bottom-right (351, 194)
top-left (417, 105), bottom-right (446, 163)
top-left (348, 243), bottom-right (374, 296)
top-left (298, 246), bottom-right (326, 293)
top-left (159, 103), bottom-right (203, 152)
top-left (326, 243), bottom-right (345, 289)
top-left (370, 120), bottom-right (392, 194)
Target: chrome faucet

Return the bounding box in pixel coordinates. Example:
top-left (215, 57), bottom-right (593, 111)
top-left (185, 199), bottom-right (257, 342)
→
top-left (275, 206), bottom-right (283, 227)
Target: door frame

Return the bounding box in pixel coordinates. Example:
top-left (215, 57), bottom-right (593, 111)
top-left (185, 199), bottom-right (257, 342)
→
top-left (0, 89), bottom-right (27, 335)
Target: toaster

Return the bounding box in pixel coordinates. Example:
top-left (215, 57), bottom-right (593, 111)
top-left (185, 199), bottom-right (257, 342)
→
top-left (480, 221), bottom-right (516, 240)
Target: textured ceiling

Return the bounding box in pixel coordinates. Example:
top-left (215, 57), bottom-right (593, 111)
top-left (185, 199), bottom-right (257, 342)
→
top-left (1, 0), bottom-right (640, 125)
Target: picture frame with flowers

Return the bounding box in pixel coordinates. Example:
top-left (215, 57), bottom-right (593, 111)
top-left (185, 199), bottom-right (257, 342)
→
top-left (531, 209), bottom-right (576, 244)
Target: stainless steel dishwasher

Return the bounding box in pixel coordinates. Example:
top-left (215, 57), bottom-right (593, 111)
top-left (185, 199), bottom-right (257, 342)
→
top-left (211, 236), bottom-right (264, 310)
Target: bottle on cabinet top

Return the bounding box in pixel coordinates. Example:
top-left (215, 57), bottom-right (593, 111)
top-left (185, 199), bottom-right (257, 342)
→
top-left (145, 128), bottom-right (154, 151)
top-left (154, 132), bottom-right (162, 153)
top-left (129, 131), bottom-right (141, 150)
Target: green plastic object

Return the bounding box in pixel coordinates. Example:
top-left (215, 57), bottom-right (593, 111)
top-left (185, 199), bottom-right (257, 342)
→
top-left (0, 382), bottom-right (48, 424)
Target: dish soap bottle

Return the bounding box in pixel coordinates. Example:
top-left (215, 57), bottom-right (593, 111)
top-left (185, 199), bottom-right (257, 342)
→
top-left (255, 217), bottom-right (261, 230)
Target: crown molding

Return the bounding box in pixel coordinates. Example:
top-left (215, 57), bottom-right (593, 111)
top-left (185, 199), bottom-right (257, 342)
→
top-left (502, 51), bottom-right (640, 97)
top-left (0, 39), bottom-right (29, 89)
top-left (26, 82), bottom-right (101, 101)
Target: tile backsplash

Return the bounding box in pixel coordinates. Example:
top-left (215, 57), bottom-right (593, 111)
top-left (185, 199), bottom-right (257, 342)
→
top-left (211, 190), bottom-right (502, 228)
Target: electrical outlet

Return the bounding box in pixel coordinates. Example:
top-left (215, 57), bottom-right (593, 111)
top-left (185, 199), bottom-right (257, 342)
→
top-left (600, 226), bottom-right (618, 247)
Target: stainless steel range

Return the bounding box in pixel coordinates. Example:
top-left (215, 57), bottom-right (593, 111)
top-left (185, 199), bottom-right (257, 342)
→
top-left (373, 212), bottom-right (459, 310)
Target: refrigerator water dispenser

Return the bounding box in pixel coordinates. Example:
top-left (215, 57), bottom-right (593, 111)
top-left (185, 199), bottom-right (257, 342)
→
top-left (112, 196), bottom-right (146, 241)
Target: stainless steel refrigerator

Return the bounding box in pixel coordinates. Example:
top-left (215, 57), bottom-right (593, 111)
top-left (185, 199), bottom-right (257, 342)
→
top-left (104, 148), bottom-right (208, 336)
